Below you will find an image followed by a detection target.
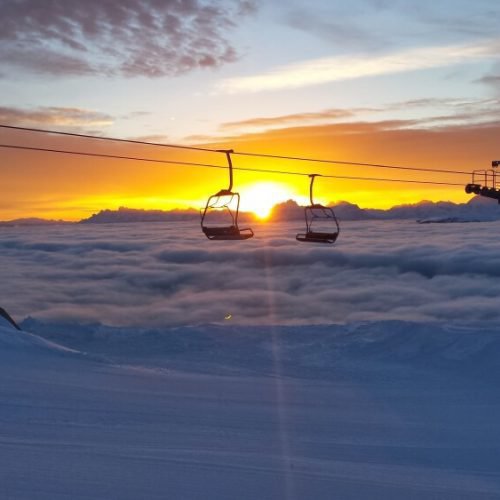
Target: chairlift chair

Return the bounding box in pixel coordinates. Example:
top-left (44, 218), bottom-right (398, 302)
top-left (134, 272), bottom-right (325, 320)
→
top-left (296, 174), bottom-right (340, 244)
top-left (200, 150), bottom-right (254, 240)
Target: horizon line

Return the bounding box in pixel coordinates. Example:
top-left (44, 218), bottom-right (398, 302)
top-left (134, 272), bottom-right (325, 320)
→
top-left (0, 196), bottom-right (486, 224)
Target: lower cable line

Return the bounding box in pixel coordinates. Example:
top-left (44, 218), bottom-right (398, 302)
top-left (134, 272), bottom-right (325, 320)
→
top-left (0, 143), bottom-right (464, 187)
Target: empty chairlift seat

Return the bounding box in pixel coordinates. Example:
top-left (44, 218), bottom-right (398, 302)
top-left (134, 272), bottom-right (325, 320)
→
top-left (200, 150), bottom-right (254, 241)
top-left (296, 175), bottom-right (340, 245)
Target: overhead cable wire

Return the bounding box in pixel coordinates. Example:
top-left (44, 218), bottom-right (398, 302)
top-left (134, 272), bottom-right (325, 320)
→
top-left (0, 124), bottom-right (216, 153)
top-left (233, 150), bottom-right (471, 176)
top-left (0, 143), bottom-right (465, 187)
top-left (0, 123), bottom-right (471, 176)
top-left (0, 143), bottom-right (230, 172)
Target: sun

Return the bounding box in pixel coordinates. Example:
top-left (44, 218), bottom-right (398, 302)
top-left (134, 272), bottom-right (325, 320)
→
top-left (239, 182), bottom-right (297, 219)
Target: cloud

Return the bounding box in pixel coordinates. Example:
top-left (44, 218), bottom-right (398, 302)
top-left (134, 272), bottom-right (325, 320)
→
top-left (220, 109), bottom-right (356, 131)
top-left (188, 99), bottom-right (499, 149)
top-left (394, 0), bottom-right (500, 38)
top-left (122, 111), bottom-right (152, 120)
top-left (128, 134), bottom-right (170, 144)
top-left (2, 220), bottom-right (500, 328)
top-left (0, 47), bottom-right (96, 76)
top-left (0, 106), bottom-right (113, 130)
top-left (477, 75), bottom-right (500, 86)
top-left (219, 98), bottom-right (500, 133)
top-left (0, 0), bottom-right (257, 78)
top-left (283, 6), bottom-right (386, 52)
top-left (218, 38), bottom-right (500, 93)
top-left (281, 1), bottom-right (500, 52)
top-left (388, 98), bottom-right (500, 128)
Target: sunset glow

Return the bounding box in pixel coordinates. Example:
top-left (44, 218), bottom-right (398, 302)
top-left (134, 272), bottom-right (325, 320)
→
top-left (239, 182), bottom-right (300, 219)
top-left (0, 1), bottom-right (499, 221)
top-left (3, 4), bottom-right (500, 496)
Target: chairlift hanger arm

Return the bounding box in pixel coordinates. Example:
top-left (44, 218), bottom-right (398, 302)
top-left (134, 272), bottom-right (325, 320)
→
top-left (309, 174), bottom-right (320, 206)
top-left (216, 149), bottom-right (235, 194)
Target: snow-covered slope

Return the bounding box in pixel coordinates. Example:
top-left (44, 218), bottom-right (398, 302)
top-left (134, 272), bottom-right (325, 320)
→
top-left (2, 320), bottom-right (500, 500)
top-left (0, 314), bottom-right (15, 330)
top-left (0, 320), bottom-right (77, 357)
top-left (2, 220), bottom-right (500, 499)
top-left (21, 318), bottom-right (500, 377)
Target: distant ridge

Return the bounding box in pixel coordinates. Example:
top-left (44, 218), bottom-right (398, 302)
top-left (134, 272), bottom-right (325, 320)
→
top-left (266, 197), bottom-right (500, 222)
top-left (80, 206), bottom-right (200, 224)
top-left (80, 206), bottom-right (257, 224)
top-left (3, 197), bottom-right (500, 225)
top-left (79, 198), bottom-right (500, 224)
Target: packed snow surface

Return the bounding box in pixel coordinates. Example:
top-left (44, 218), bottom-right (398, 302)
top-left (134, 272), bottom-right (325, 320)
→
top-left (1, 319), bottom-right (500, 499)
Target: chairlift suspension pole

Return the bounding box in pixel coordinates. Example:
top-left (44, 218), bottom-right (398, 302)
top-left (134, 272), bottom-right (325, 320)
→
top-left (217, 149), bottom-right (234, 193)
top-left (309, 174), bottom-right (319, 206)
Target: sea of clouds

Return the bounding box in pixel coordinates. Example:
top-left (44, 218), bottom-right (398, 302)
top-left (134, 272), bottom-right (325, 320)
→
top-left (1, 220), bottom-right (500, 327)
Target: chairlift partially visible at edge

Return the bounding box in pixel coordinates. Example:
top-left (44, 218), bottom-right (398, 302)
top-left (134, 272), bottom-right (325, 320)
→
top-left (465, 160), bottom-right (500, 203)
top-left (296, 174), bottom-right (340, 244)
top-left (200, 149), bottom-right (254, 240)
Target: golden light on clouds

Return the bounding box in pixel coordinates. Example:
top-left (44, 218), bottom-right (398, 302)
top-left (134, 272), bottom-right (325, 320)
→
top-left (219, 38), bottom-right (500, 93)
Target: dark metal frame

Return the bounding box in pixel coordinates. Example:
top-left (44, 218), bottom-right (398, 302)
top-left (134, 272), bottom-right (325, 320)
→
top-left (296, 174), bottom-right (340, 244)
top-left (200, 150), bottom-right (254, 240)
top-left (465, 161), bottom-right (500, 203)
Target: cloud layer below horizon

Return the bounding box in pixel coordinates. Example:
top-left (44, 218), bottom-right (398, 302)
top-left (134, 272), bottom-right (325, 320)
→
top-left (1, 221), bottom-right (500, 327)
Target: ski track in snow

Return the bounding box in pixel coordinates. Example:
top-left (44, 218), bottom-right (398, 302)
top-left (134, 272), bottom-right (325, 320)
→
top-left (1, 318), bottom-right (500, 500)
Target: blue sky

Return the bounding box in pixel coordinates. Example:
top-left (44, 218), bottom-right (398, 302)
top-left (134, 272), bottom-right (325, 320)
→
top-left (1, 0), bottom-right (499, 142)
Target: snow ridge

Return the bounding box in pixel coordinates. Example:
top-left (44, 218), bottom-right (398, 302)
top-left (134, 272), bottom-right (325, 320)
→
top-left (20, 318), bottom-right (500, 377)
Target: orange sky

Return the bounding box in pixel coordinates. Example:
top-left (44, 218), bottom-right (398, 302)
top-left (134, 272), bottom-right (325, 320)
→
top-left (1, 120), bottom-right (498, 220)
top-left (2, 1), bottom-right (500, 221)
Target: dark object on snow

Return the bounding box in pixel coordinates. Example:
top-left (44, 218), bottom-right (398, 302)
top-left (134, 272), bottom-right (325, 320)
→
top-left (0, 307), bottom-right (21, 330)
top-left (296, 174), bottom-right (340, 244)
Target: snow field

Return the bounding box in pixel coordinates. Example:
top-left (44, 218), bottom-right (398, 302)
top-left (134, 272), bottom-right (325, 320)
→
top-left (1, 320), bottom-right (500, 499)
